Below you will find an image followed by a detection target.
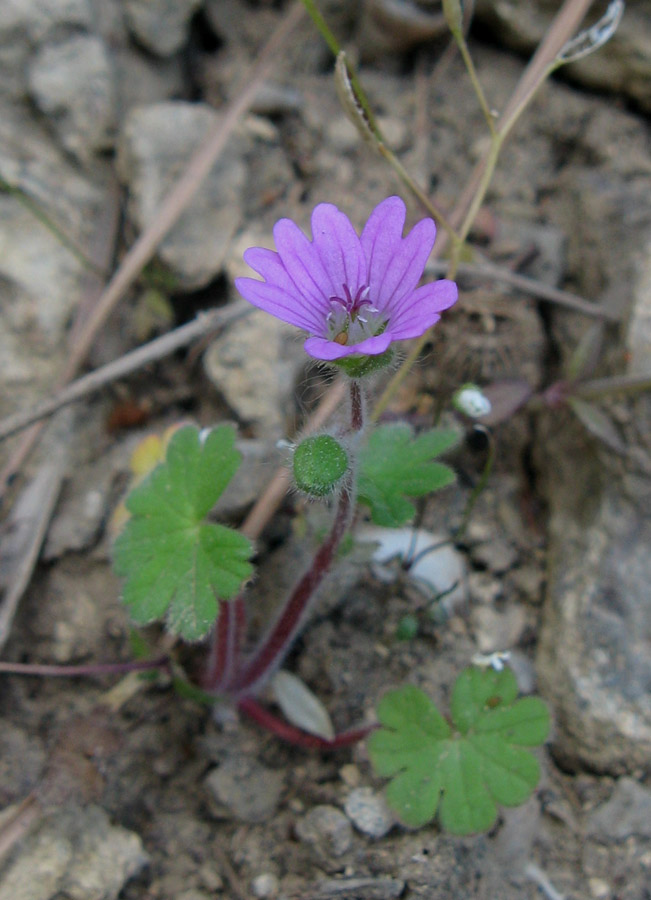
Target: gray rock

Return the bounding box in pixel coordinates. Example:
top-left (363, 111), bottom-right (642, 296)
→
top-left (0, 101), bottom-right (109, 438)
top-left (0, 722), bottom-right (45, 806)
top-left (627, 232), bottom-right (651, 375)
top-left (357, 0), bottom-right (447, 60)
top-left (204, 757), bottom-right (284, 823)
top-left (311, 877), bottom-right (405, 900)
top-left (536, 409), bottom-right (651, 772)
top-left (587, 778), bottom-right (651, 842)
top-left (536, 411), bottom-right (651, 773)
top-left (113, 47), bottom-right (185, 117)
top-left (117, 101), bottom-right (246, 289)
top-left (27, 558), bottom-right (122, 663)
top-left (0, 0), bottom-right (91, 44)
top-left (123, 0), bottom-right (203, 57)
top-left (204, 309), bottom-right (306, 439)
top-left (474, 0), bottom-right (651, 113)
top-left (295, 805), bottom-right (353, 858)
top-left (535, 129), bottom-right (651, 775)
top-left (470, 538), bottom-right (518, 574)
top-left (344, 787), bottom-right (395, 838)
top-left (0, 0), bottom-right (93, 101)
top-left (28, 34), bottom-right (116, 163)
top-left (0, 804), bottom-right (148, 900)
top-left (214, 439), bottom-right (281, 518)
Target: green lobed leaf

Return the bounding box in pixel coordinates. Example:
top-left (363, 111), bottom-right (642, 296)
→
top-left (368, 667), bottom-right (550, 834)
top-left (113, 425), bottom-right (253, 641)
top-left (358, 424), bottom-right (460, 527)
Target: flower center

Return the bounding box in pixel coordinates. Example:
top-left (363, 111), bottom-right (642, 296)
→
top-left (327, 284), bottom-right (385, 346)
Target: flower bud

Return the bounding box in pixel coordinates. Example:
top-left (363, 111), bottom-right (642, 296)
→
top-left (293, 435), bottom-right (349, 498)
top-left (453, 384), bottom-right (491, 418)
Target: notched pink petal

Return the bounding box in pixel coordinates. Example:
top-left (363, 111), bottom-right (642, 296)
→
top-left (360, 196), bottom-right (407, 292)
top-left (237, 197), bottom-right (458, 359)
top-left (390, 279), bottom-right (458, 321)
top-left (235, 277), bottom-right (323, 333)
top-left (311, 204), bottom-right (365, 297)
top-left (273, 218), bottom-right (332, 310)
top-left (388, 281), bottom-right (458, 339)
top-left (370, 217), bottom-right (436, 311)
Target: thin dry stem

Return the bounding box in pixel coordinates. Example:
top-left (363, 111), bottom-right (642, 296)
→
top-left (0, 1), bottom-right (305, 498)
top-left (0, 304), bottom-right (250, 443)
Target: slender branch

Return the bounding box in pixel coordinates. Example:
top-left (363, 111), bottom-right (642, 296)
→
top-left (451, 28), bottom-right (497, 136)
top-left (0, 655), bottom-right (170, 678)
top-left (373, 0), bottom-right (601, 420)
top-left (427, 260), bottom-right (619, 321)
top-left (576, 371), bottom-right (651, 400)
top-left (0, 304), bottom-right (250, 443)
top-left (377, 143), bottom-right (458, 241)
top-left (498, 0), bottom-right (593, 139)
top-left (301, 0), bottom-right (382, 140)
top-left (59, 4), bottom-right (306, 384)
top-left (0, 2), bottom-right (306, 498)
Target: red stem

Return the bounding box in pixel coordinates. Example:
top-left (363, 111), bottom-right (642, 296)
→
top-left (350, 380), bottom-right (364, 431)
top-left (205, 379), bottom-right (365, 702)
top-left (203, 598), bottom-right (241, 691)
top-left (225, 379), bottom-right (365, 696)
top-left (226, 487), bottom-right (353, 694)
top-left (238, 696), bottom-right (373, 749)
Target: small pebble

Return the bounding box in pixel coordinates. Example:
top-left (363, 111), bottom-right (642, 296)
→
top-left (339, 764), bottom-right (361, 788)
top-left (344, 787), bottom-right (395, 838)
top-left (510, 565), bottom-right (544, 602)
top-left (198, 863), bottom-right (223, 892)
top-left (251, 872), bottom-right (280, 898)
top-left (204, 757), bottom-right (284, 823)
top-left (587, 778), bottom-right (651, 841)
top-left (471, 539), bottom-right (518, 574)
top-left (468, 571), bottom-right (502, 605)
top-left (589, 877), bottom-right (611, 899)
top-left (295, 805), bottom-right (353, 857)
top-left (473, 605), bottom-right (527, 654)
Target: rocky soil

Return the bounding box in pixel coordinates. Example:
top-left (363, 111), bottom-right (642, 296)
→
top-left (0, 2), bottom-right (650, 899)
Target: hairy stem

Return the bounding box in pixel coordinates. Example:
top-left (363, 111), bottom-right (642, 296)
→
top-left (228, 486), bottom-right (353, 694)
top-left (227, 380), bottom-right (365, 695)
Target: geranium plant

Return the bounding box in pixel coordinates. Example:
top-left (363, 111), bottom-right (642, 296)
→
top-left (1, 0), bottom-right (625, 842)
top-left (112, 196), bottom-right (549, 833)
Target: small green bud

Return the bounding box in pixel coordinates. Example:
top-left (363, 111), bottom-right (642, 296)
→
top-left (442, 0), bottom-right (463, 38)
top-left (293, 435), bottom-right (349, 498)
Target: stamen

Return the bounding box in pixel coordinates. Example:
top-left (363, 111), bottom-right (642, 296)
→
top-left (326, 283), bottom-right (386, 345)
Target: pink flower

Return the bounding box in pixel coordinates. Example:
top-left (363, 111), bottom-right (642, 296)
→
top-left (235, 196), bottom-right (457, 361)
